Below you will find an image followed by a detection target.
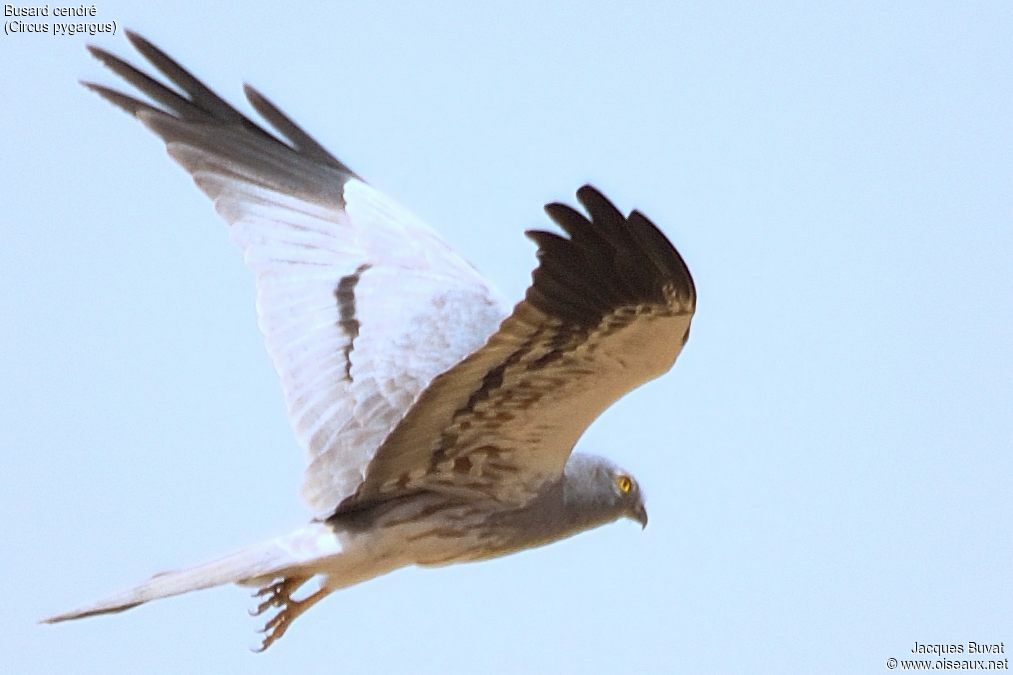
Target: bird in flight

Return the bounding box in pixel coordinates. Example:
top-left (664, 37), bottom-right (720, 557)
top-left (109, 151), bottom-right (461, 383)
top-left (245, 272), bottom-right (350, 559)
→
top-left (43, 32), bottom-right (697, 651)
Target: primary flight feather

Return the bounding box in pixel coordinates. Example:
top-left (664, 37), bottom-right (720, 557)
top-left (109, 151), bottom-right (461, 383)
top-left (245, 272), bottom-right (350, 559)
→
top-left (42, 32), bottom-right (697, 651)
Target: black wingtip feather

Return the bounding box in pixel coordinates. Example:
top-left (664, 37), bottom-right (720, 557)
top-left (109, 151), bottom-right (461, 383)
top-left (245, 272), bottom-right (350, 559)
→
top-left (82, 32), bottom-right (356, 181)
top-left (528, 186), bottom-right (696, 329)
top-left (527, 230), bottom-right (621, 314)
top-left (243, 84), bottom-right (356, 175)
top-left (121, 31), bottom-right (245, 125)
top-left (85, 44), bottom-right (207, 121)
top-left (82, 81), bottom-right (166, 118)
top-left (628, 210), bottom-right (696, 298)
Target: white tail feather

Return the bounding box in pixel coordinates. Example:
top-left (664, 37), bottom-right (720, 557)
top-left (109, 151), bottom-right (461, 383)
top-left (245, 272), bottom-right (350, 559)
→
top-left (41, 523), bottom-right (342, 623)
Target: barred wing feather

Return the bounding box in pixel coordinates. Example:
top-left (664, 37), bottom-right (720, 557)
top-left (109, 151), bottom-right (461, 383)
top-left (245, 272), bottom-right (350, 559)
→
top-left (348, 186), bottom-right (696, 509)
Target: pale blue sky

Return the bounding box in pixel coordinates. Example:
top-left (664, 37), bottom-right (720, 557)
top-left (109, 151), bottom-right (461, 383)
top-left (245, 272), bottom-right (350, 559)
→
top-left (3, 2), bottom-right (1011, 673)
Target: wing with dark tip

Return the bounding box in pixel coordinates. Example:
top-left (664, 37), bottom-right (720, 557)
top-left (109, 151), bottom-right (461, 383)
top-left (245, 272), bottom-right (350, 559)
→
top-left (86, 32), bottom-right (506, 513)
top-left (344, 186), bottom-right (696, 509)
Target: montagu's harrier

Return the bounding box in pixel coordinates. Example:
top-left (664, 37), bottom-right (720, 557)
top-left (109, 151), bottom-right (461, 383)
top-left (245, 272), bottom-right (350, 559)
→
top-left (43, 32), bottom-right (697, 651)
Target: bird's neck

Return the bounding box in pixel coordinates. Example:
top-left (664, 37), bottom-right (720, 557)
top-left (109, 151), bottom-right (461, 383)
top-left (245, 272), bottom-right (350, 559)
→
top-left (559, 471), bottom-right (620, 533)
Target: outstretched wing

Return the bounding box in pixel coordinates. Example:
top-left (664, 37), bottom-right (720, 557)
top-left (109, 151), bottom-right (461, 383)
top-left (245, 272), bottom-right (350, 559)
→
top-left (86, 32), bottom-right (506, 513)
top-left (343, 186), bottom-right (696, 509)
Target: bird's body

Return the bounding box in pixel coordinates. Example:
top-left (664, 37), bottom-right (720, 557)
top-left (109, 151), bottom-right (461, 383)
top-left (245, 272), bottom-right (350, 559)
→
top-left (43, 32), bottom-right (696, 650)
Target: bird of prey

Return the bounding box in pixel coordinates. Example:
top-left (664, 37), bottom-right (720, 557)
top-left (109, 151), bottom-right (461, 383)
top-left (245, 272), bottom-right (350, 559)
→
top-left (43, 32), bottom-right (697, 651)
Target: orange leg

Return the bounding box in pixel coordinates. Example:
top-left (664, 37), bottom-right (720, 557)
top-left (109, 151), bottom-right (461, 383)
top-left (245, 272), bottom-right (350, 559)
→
top-left (250, 577), bottom-right (332, 652)
top-left (250, 576), bottom-right (310, 617)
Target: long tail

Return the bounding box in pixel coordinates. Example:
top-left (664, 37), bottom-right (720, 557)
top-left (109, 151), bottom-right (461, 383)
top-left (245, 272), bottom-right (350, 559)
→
top-left (41, 522), bottom-right (342, 623)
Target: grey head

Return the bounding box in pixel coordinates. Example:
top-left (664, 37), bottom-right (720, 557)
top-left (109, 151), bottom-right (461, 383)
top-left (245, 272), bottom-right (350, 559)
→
top-left (561, 453), bottom-right (648, 532)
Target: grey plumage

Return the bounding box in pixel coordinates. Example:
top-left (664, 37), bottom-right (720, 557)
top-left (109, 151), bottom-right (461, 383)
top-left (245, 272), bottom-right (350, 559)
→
top-left (42, 32), bottom-right (695, 651)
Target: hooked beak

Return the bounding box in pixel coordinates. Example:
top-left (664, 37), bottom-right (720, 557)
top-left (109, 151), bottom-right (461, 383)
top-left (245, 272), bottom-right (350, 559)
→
top-left (632, 503), bottom-right (648, 530)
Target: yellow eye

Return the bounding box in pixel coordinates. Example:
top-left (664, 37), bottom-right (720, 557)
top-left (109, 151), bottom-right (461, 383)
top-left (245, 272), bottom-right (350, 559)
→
top-left (616, 475), bottom-right (633, 493)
